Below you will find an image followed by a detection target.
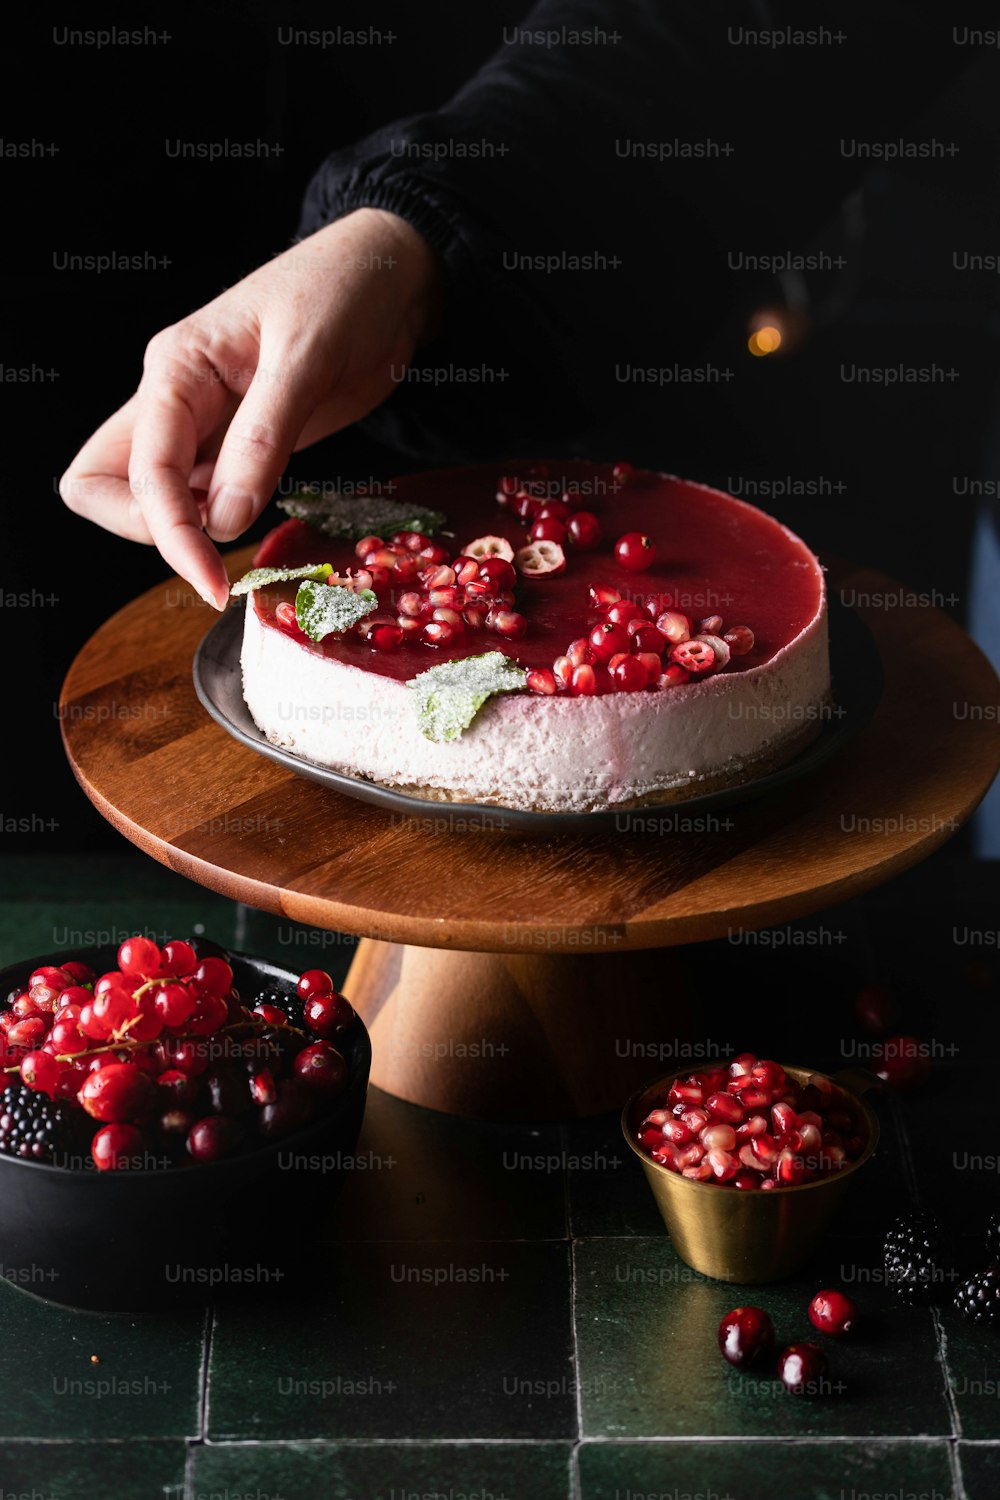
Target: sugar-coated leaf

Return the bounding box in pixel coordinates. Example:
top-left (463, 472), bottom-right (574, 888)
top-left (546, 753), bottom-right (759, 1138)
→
top-left (406, 651), bottom-right (528, 742)
top-left (294, 581), bottom-right (377, 641)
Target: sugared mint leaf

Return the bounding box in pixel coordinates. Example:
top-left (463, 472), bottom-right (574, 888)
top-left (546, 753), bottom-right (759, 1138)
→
top-left (295, 580), bottom-right (377, 641)
top-left (279, 490), bottom-right (446, 540)
top-left (407, 651), bottom-right (528, 742)
top-left (230, 562), bottom-right (332, 597)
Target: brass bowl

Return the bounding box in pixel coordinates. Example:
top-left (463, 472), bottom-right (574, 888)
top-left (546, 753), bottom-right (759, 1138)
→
top-left (621, 1064), bottom-right (881, 1284)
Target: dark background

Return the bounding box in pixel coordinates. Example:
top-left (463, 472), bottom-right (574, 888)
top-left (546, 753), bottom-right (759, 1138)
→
top-left (4, 5), bottom-right (999, 852)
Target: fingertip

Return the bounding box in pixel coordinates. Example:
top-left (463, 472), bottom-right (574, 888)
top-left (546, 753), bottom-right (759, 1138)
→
top-left (205, 484), bottom-right (258, 542)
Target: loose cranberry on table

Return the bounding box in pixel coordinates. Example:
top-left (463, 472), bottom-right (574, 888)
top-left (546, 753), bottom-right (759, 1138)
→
top-left (778, 1342), bottom-right (829, 1395)
top-left (614, 531), bottom-right (657, 572)
top-left (872, 1035), bottom-right (931, 1089)
top-left (808, 1288), bottom-right (859, 1337)
top-left (717, 1306), bottom-right (775, 1366)
top-left (853, 984), bottom-right (900, 1037)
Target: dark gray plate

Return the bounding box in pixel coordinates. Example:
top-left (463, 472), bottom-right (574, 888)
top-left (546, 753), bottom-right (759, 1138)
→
top-left (192, 598), bottom-right (883, 835)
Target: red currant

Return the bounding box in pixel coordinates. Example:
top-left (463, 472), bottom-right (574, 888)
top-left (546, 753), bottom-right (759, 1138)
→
top-left (192, 957), bottom-right (233, 999)
top-left (154, 982), bottom-right (196, 1029)
top-left (118, 936), bottom-right (162, 978)
top-left (20, 1050), bottom-right (62, 1096)
top-left (161, 939), bottom-right (198, 977)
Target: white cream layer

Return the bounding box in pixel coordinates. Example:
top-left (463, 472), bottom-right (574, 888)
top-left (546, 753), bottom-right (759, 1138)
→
top-left (240, 585), bottom-right (830, 813)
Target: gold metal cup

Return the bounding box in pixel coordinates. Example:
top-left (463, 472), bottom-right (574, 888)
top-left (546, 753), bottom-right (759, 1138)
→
top-left (621, 1064), bottom-right (881, 1283)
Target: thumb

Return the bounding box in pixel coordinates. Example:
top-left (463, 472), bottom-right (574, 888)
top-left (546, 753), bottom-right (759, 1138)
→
top-left (204, 342), bottom-right (325, 542)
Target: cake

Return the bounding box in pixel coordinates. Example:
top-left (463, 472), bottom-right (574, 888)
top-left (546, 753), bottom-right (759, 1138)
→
top-left (236, 461), bottom-right (830, 813)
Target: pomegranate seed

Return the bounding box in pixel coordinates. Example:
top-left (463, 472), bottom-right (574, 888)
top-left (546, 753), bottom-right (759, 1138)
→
top-left (429, 585), bottom-right (463, 609)
top-left (662, 1118), bottom-right (693, 1146)
top-left (733, 1171), bottom-right (761, 1190)
top-left (571, 664), bottom-right (597, 696)
top-left (699, 614), bottom-right (724, 634)
top-left (655, 611), bottom-right (691, 644)
top-left (729, 1053), bottom-right (756, 1077)
top-left (354, 534), bottom-right (384, 559)
top-left (682, 1162), bottom-right (713, 1181)
top-left (275, 601), bottom-right (302, 633)
top-left (530, 516), bottom-right (567, 545)
top-left (588, 584), bottom-right (621, 610)
top-left (614, 532), bottom-right (656, 572)
top-left (553, 655), bottom-right (573, 689)
top-left (491, 609), bottom-right (527, 639)
top-left (463, 605), bottom-right (489, 630)
top-left (453, 556), bottom-right (480, 585)
top-left (633, 652), bottom-right (662, 685)
top-left (423, 564), bottom-right (455, 588)
top-left (390, 553), bottom-right (420, 583)
top-left (419, 542), bottom-right (450, 565)
top-left (362, 547), bottom-right (397, 570)
top-left (680, 1106), bottom-right (711, 1132)
top-left (422, 621), bottom-right (455, 647)
top-left (527, 668), bottom-right (557, 695)
top-left (30, 965), bottom-right (72, 992)
top-left (657, 665), bottom-right (690, 689)
top-left (771, 1101), bottom-right (799, 1135)
top-left (672, 1080), bottom-right (705, 1105)
top-left (705, 1092), bottom-right (744, 1125)
top-left (349, 568), bottom-right (375, 592)
top-left (707, 1148), bottom-right (739, 1180)
top-left (9, 1017), bottom-right (47, 1048)
top-left (566, 511), bottom-right (603, 550)
top-left (776, 1149), bottom-right (806, 1186)
top-left (751, 1059), bottom-right (785, 1094)
top-left (701, 1122), bottom-right (737, 1151)
top-left (735, 1114), bottom-right (768, 1141)
top-left (724, 625), bottom-right (755, 656)
top-left (370, 623), bottom-right (403, 651)
top-left (670, 639), bottom-right (716, 673)
top-left (61, 960), bottom-right (96, 986)
top-left (398, 591), bottom-right (428, 618)
top-left (778, 1343), bottom-right (828, 1395)
top-left (392, 530), bottom-right (432, 552)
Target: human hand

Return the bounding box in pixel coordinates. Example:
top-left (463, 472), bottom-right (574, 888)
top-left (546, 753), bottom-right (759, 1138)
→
top-left (60, 209), bottom-right (443, 608)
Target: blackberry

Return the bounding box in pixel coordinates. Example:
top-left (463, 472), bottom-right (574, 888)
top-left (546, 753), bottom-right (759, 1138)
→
top-left (883, 1212), bottom-right (954, 1305)
top-left (954, 1266), bottom-right (1000, 1328)
top-left (0, 1083), bottom-right (85, 1165)
top-left (986, 1210), bottom-right (1000, 1263)
top-left (254, 986), bottom-right (304, 1030)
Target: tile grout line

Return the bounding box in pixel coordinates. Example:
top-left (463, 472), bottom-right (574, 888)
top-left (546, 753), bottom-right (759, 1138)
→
top-left (561, 1125), bottom-right (584, 1500)
top-left (198, 1300), bottom-right (214, 1443)
top-left (894, 1091), bottom-right (964, 1452)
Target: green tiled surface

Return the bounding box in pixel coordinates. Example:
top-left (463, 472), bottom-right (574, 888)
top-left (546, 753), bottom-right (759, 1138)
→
top-left (578, 1440), bottom-right (960, 1500)
top-left (0, 1440), bottom-right (187, 1500)
top-left (193, 1440), bottom-right (573, 1499)
top-left (0, 853), bottom-right (999, 1499)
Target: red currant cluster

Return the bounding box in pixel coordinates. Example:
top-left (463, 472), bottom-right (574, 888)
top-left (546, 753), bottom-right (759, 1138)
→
top-left (527, 588), bottom-right (755, 698)
top-left (636, 1053), bottom-right (866, 1188)
top-left (719, 1289), bottom-right (859, 1395)
top-left (0, 940), bottom-right (354, 1172)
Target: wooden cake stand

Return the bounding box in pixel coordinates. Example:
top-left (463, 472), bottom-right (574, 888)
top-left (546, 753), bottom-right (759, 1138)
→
top-left (60, 549), bottom-right (1000, 1119)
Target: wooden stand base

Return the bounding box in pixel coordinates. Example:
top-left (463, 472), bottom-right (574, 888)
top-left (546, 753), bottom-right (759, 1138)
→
top-left (345, 938), bottom-right (702, 1119)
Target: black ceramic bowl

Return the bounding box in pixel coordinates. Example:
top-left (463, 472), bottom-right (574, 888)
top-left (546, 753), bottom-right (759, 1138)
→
top-left (0, 943), bottom-right (370, 1313)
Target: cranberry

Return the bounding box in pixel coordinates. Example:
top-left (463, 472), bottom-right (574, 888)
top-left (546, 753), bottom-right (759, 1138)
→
top-left (304, 990), bottom-right (355, 1038)
top-left (589, 621), bottom-right (629, 662)
top-left (515, 540), bottom-right (566, 577)
top-left (614, 532), bottom-right (656, 572)
top-left (20, 1050), bottom-right (62, 1096)
top-left (156, 1069), bottom-right (198, 1109)
top-left (164, 1039), bottom-right (210, 1077)
top-left (670, 639), bottom-right (716, 673)
top-left (253, 1003), bottom-right (288, 1026)
top-left (872, 1035), bottom-right (930, 1089)
top-left (530, 516), bottom-right (566, 545)
top-left (630, 624), bottom-right (666, 655)
top-left (259, 1080), bottom-right (315, 1139)
top-left (479, 557), bottom-right (516, 591)
top-left (808, 1288), bottom-right (859, 1337)
top-left (294, 1042), bottom-right (348, 1096)
top-left (778, 1342), bottom-right (829, 1395)
top-left (249, 1068), bottom-right (278, 1106)
top-left (511, 490), bottom-right (541, 522)
top-left (609, 655), bottom-right (648, 692)
top-left (92, 1123), bottom-right (147, 1172)
top-left (79, 1062), bottom-right (154, 1123)
top-left (297, 969), bottom-right (334, 1001)
top-left (187, 1115), bottom-right (243, 1163)
top-left (537, 498), bottom-right (571, 523)
top-left (566, 511), bottom-right (602, 550)
top-left (604, 599), bottom-right (643, 627)
top-left (718, 1306), bottom-right (775, 1366)
top-left (853, 984), bottom-right (899, 1036)
top-left (118, 937), bottom-right (162, 978)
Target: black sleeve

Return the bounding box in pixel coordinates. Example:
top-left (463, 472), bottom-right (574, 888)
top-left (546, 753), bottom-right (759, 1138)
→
top-left (297, 0), bottom-right (975, 461)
